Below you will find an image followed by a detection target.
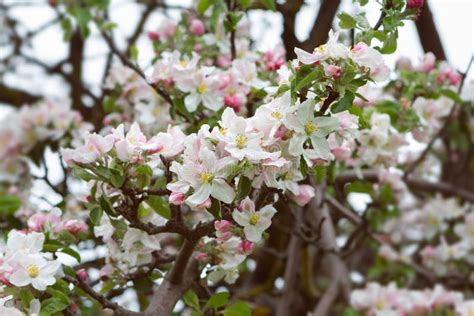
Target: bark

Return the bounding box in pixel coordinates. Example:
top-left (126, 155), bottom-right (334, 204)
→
top-left (415, 1), bottom-right (447, 60)
top-left (302, 0), bottom-right (341, 51)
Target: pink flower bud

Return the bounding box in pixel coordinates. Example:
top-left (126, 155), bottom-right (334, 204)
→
top-left (163, 78), bottom-right (174, 87)
top-left (195, 252), bottom-right (208, 262)
top-left (147, 31), bottom-right (159, 41)
top-left (407, 0), bottom-right (424, 9)
top-left (189, 19), bottom-right (206, 36)
top-left (418, 52), bottom-right (435, 72)
top-left (289, 184), bottom-right (315, 206)
top-left (193, 43), bottom-right (203, 52)
top-left (217, 55), bottom-right (232, 68)
top-left (27, 213), bottom-right (46, 232)
top-left (324, 64), bottom-right (342, 78)
top-left (224, 95), bottom-right (242, 112)
top-left (63, 219), bottom-right (88, 234)
top-left (77, 269), bottom-right (88, 283)
top-left (238, 240), bottom-right (254, 255)
top-left (169, 191), bottom-right (185, 205)
top-left (274, 125), bottom-right (288, 139)
top-left (197, 198), bottom-right (212, 209)
top-left (214, 220), bottom-right (232, 233)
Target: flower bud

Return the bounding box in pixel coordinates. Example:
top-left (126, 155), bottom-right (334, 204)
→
top-left (238, 240), bottom-right (254, 255)
top-left (169, 191), bottom-right (185, 205)
top-left (289, 184), bottom-right (315, 206)
top-left (77, 269), bottom-right (88, 283)
top-left (189, 19), bottom-right (206, 36)
top-left (407, 0), bottom-right (424, 9)
top-left (147, 31), bottom-right (159, 42)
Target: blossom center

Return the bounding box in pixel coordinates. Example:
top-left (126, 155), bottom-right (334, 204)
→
top-left (219, 127), bottom-right (228, 136)
top-left (375, 299), bottom-right (385, 310)
top-left (197, 84), bottom-right (208, 94)
top-left (27, 264), bottom-right (39, 278)
top-left (304, 122), bottom-right (317, 135)
top-left (249, 213), bottom-right (260, 225)
top-left (271, 111), bottom-right (282, 119)
top-left (179, 60), bottom-right (188, 67)
top-left (200, 172), bottom-right (213, 184)
top-left (235, 134), bottom-right (247, 149)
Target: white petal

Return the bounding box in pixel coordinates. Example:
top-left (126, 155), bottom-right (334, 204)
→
top-left (184, 93), bottom-right (201, 112)
top-left (244, 225), bottom-right (262, 242)
top-left (211, 179), bottom-right (235, 203)
top-left (187, 184), bottom-right (212, 206)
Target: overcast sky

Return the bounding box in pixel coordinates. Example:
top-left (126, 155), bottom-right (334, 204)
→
top-left (1, 0), bottom-right (473, 112)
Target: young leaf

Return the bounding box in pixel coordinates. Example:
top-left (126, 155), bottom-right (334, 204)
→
top-left (235, 176), bottom-right (251, 201)
top-left (224, 301), bottom-right (251, 316)
top-left (207, 198), bottom-right (222, 219)
top-left (183, 290), bottom-right (201, 311)
top-left (205, 291), bottom-right (230, 310)
top-left (0, 195), bottom-right (21, 216)
top-left (260, 0), bottom-right (276, 11)
top-left (338, 12), bottom-right (357, 29)
top-left (332, 92), bottom-right (355, 113)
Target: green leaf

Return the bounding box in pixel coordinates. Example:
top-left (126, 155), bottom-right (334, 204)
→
top-left (205, 292), bottom-right (230, 310)
top-left (338, 12), bottom-right (357, 29)
top-left (224, 301), bottom-right (251, 316)
top-left (332, 92), bottom-right (355, 113)
top-left (207, 198), bottom-right (222, 219)
top-left (239, 0), bottom-right (253, 9)
top-left (380, 31), bottom-right (398, 54)
top-left (19, 288), bottom-right (35, 310)
top-left (130, 45), bottom-right (139, 61)
top-left (73, 166), bottom-right (99, 182)
top-left (197, 0), bottom-right (211, 15)
top-left (46, 286), bottom-right (70, 306)
top-left (60, 17), bottom-right (73, 41)
top-left (40, 297), bottom-right (69, 316)
top-left (76, 8), bottom-right (92, 38)
top-left (89, 206), bottom-right (103, 225)
top-left (346, 180), bottom-right (373, 194)
top-left (440, 89), bottom-right (463, 104)
top-left (60, 246), bottom-right (81, 262)
top-left (260, 0), bottom-right (276, 11)
top-left (147, 196), bottom-right (171, 219)
top-left (295, 69), bottom-right (320, 92)
top-left (110, 168), bottom-right (125, 188)
top-left (183, 290), bottom-right (200, 311)
top-left (43, 240), bottom-right (65, 253)
top-left (103, 96), bottom-right (117, 113)
top-left (99, 195), bottom-right (115, 216)
top-left (235, 176), bottom-right (252, 201)
top-left (0, 195), bottom-right (21, 216)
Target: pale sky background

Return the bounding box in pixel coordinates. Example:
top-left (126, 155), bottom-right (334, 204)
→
top-left (1, 0), bottom-right (473, 106)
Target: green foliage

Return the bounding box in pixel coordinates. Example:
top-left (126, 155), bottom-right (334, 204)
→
top-left (0, 195), bottom-right (21, 216)
top-left (204, 292), bottom-right (230, 310)
top-left (147, 196), bottom-right (172, 219)
top-left (235, 176), bottom-right (252, 201)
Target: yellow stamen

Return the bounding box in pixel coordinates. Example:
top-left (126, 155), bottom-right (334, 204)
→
top-left (375, 299), bottom-right (385, 310)
top-left (271, 111), bottom-right (283, 119)
top-left (219, 127), bottom-right (228, 136)
top-left (249, 213), bottom-right (260, 225)
top-left (197, 84), bottom-right (208, 94)
top-left (200, 172), bottom-right (213, 184)
top-left (235, 134), bottom-right (247, 149)
top-left (27, 264), bottom-right (39, 278)
top-left (304, 122), bottom-right (317, 135)
top-left (179, 60), bottom-right (188, 67)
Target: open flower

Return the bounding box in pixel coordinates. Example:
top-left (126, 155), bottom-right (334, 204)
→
top-left (214, 108), bottom-right (280, 161)
top-left (232, 197), bottom-right (276, 242)
top-left (8, 253), bottom-right (62, 291)
top-left (170, 147), bottom-right (236, 206)
top-left (285, 99), bottom-right (339, 162)
top-left (61, 132), bottom-right (115, 164)
top-left (175, 67), bottom-right (223, 112)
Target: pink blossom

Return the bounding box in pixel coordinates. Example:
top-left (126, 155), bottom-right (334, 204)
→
top-left (147, 31), bottom-right (159, 41)
top-left (418, 52), bottom-right (436, 72)
top-left (289, 184), bottom-right (315, 206)
top-left (169, 191), bottom-right (186, 205)
top-left (324, 64), bottom-right (342, 78)
top-left (237, 240), bottom-right (253, 255)
top-left (189, 19), bottom-right (205, 36)
top-left (224, 95), bottom-right (243, 112)
top-left (407, 0), bottom-right (424, 9)
top-left (215, 220), bottom-right (233, 241)
top-left (196, 198), bottom-right (212, 209)
top-left (63, 219), bottom-right (88, 234)
top-left (27, 213), bottom-right (46, 232)
top-left (195, 252), bottom-right (208, 262)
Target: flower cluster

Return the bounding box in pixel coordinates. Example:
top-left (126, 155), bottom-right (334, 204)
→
top-left (0, 231), bottom-right (62, 291)
top-left (350, 282), bottom-right (471, 315)
top-left (0, 99), bottom-right (89, 182)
